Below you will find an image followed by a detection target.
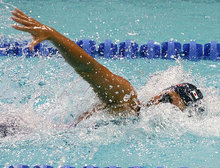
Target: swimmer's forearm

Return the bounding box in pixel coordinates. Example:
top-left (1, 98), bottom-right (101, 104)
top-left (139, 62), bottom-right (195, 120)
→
top-left (48, 28), bottom-right (104, 73)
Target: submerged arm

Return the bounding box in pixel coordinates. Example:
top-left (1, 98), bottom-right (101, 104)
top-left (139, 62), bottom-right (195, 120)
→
top-left (70, 104), bottom-right (106, 127)
top-left (11, 8), bottom-right (140, 114)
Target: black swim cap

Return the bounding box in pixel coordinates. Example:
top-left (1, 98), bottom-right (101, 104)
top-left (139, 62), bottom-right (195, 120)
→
top-left (173, 83), bottom-right (203, 106)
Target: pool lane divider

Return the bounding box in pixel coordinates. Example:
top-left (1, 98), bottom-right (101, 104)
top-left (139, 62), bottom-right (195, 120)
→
top-left (0, 38), bottom-right (219, 61)
top-left (6, 165), bottom-right (189, 168)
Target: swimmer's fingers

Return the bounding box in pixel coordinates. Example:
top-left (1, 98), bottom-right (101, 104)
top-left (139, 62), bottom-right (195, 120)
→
top-left (11, 11), bottom-right (28, 21)
top-left (14, 7), bottom-right (29, 19)
top-left (13, 8), bottom-right (41, 25)
top-left (12, 25), bottom-right (46, 49)
top-left (11, 16), bottom-right (34, 27)
top-left (12, 25), bottom-right (32, 32)
top-left (11, 8), bottom-right (52, 51)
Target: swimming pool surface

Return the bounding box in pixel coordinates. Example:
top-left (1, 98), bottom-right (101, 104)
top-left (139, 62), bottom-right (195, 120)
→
top-left (0, 0), bottom-right (220, 167)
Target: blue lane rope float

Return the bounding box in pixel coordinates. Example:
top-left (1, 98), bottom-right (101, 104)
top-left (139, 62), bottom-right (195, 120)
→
top-left (0, 38), bottom-right (219, 61)
top-left (182, 41), bottom-right (203, 61)
top-left (76, 39), bottom-right (96, 56)
top-left (161, 41), bottom-right (181, 59)
top-left (119, 40), bottom-right (139, 58)
top-left (204, 41), bottom-right (220, 60)
top-left (61, 166), bottom-right (76, 168)
top-left (98, 39), bottom-right (118, 58)
top-left (140, 40), bottom-right (160, 59)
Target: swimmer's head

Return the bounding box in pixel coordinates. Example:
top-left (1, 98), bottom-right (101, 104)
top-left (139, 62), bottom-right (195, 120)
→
top-left (174, 83), bottom-right (203, 107)
top-left (158, 83), bottom-right (204, 112)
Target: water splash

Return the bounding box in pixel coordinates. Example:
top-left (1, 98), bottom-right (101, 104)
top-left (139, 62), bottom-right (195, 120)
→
top-left (0, 0), bottom-right (220, 166)
top-left (0, 45), bottom-right (219, 168)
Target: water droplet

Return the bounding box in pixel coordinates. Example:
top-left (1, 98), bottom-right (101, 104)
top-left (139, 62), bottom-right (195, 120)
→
top-left (123, 94), bottom-right (130, 102)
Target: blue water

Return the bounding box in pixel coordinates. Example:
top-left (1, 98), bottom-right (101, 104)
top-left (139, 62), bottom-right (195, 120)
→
top-left (0, 0), bottom-right (220, 167)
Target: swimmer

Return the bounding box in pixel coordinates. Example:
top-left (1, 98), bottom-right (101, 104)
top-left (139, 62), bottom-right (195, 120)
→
top-left (146, 83), bottom-right (204, 115)
top-left (11, 8), bottom-right (204, 126)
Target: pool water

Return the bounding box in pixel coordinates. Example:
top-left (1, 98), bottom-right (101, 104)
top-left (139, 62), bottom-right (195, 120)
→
top-left (0, 0), bottom-right (220, 167)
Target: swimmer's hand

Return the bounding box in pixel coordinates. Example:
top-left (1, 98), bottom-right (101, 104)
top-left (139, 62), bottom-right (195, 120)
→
top-left (11, 8), bottom-right (53, 51)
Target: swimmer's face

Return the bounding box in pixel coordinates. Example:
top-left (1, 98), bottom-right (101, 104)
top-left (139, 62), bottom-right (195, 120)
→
top-left (165, 90), bottom-right (187, 111)
top-left (166, 90), bottom-right (204, 114)
top-left (187, 100), bottom-right (206, 117)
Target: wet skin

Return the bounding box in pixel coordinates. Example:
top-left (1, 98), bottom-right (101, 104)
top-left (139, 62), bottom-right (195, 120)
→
top-left (146, 89), bottom-right (186, 111)
top-left (11, 8), bottom-right (186, 126)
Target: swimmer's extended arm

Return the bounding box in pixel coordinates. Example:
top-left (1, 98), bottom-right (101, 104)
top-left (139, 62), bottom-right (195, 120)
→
top-left (11, 8), bottom-right (140, 113)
